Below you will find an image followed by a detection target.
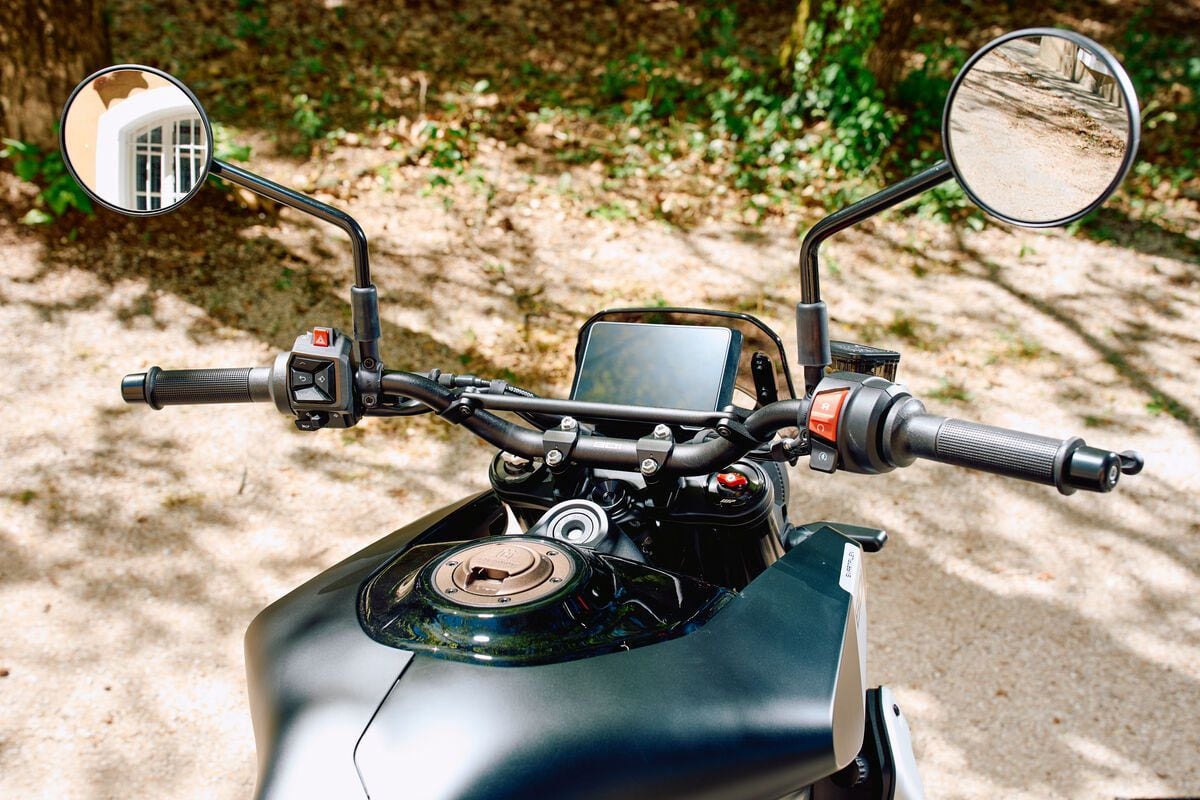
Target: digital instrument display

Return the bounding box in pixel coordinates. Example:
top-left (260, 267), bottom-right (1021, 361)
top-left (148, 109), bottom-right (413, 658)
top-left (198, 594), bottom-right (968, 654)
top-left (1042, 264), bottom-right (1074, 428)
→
top-left (571, 322), bottom-right (742, 411)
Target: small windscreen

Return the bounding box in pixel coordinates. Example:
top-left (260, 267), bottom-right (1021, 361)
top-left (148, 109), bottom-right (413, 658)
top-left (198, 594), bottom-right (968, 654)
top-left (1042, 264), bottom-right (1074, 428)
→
top-left (574, 308), bottom-right (796, 409)
top-left (571, 322), bottom-right (741, 411)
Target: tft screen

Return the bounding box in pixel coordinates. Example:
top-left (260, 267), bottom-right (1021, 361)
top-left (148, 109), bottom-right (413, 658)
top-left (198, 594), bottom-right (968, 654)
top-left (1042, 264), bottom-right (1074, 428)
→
top-left (571, 322), bottom-right (741, 411)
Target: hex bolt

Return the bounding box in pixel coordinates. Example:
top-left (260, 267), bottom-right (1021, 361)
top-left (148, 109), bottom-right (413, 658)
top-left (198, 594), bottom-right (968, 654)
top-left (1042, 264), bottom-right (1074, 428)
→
top-left (446, 561), bottom-right (459, 567)
top-left (497, 597), bottom-right (511, 604)
top-left (363, 394), bottom-right (378, 407)
top-left (546, 449), bottom-right (564, 467)
top-left (652, 423), bottom-right (671, 440)
top-left (445, 587), bottom-right (458, 594)
top-left (546, 550), bottom-right (558, 557)
top-left (560, 416), bottom-right (578, 432)
top-left (549, 577), bottom-right (563, 584)
top-left (640, 457), bottom-right (659, 476)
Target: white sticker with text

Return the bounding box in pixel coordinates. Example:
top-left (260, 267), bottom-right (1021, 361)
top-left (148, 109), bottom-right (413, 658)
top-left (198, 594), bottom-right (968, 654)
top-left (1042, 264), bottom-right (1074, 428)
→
top-left (839, 542), bottom-right (861, 597)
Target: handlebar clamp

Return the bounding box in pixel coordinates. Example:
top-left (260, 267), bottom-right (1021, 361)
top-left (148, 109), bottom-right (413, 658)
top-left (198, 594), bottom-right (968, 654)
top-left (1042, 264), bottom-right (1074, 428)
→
top-left (542, 425), bottom-right (581, 473)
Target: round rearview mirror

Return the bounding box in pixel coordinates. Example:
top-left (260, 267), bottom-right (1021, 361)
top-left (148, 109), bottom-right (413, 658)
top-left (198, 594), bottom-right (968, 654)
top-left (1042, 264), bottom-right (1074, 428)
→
top-left (943, 29), bottom-right (1139, 227)
top-left (60, 65), bottom-right (212, 216)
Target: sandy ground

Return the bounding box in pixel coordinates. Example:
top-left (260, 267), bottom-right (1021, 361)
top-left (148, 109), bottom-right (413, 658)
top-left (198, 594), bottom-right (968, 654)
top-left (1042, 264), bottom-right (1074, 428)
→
top-left (1, 138), bottom-right (1199, 800)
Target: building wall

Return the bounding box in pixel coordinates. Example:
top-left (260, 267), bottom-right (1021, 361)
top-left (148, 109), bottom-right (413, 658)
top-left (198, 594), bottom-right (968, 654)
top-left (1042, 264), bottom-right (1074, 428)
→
top-left (63, 70), bottom-right (173, 189)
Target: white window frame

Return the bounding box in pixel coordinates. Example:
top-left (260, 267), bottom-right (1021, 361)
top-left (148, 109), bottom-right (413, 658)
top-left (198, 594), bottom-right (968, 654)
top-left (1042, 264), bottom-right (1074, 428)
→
top-left (94, 86), bottom-right (203, 209)
top-left (126, 117), bottom-right (206, 210)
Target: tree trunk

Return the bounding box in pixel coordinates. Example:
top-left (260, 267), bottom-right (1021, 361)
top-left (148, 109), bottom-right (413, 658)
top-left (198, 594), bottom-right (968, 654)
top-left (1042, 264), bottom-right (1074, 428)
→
top-left (778, 0), bottom-right (820, 76)
top-left (867, 0), bottom-right (920, 97)
top-left (779, 0), bottom-right (920, 97)
top-left (0, 0), bottom-right (112, 150)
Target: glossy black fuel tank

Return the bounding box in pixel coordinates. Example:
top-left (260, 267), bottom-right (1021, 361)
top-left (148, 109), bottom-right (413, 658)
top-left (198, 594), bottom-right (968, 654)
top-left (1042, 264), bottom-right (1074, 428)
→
top-left (245, 492), bottom-right (865, 800)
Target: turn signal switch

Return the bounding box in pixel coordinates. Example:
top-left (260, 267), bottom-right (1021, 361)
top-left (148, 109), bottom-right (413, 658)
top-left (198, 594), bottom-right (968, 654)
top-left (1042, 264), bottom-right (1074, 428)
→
top-left (270, 327), bottom-right (358, 429)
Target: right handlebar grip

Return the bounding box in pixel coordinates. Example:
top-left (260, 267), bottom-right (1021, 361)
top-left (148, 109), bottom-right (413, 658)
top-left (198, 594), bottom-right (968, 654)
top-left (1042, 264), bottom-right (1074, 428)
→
top-left (122, 366), bottom-right (272, 409)
top-left (897, 413), bottom-right (1122, 494)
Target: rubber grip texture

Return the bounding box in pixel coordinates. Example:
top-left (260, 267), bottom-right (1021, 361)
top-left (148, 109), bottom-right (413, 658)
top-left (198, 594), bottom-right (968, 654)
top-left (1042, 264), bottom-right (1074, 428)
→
top-left (150, 367), bottom-right (257, 406)
top-left (933, 418), bottom-right (1060, 484)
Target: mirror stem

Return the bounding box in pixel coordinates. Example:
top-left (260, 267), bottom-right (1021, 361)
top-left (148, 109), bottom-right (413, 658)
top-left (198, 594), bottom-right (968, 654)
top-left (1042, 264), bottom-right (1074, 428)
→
top-left (209, 159), bottom-right (382, 368)
top-left (795, 160), bottom-right (953, 393)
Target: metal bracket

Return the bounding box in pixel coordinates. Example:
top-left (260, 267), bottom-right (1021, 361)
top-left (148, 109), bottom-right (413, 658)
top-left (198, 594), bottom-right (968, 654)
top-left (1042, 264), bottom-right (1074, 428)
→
top-left (715, 417), bottom-right (760, 452)
top-left (635, 435), bottom-right (674, 482)
top-left (438, 395), bottom-right (478, 424)
top-left (356, 363), bottom-right (384, 408)
top-left (542, 427), bottom-right (580, 471)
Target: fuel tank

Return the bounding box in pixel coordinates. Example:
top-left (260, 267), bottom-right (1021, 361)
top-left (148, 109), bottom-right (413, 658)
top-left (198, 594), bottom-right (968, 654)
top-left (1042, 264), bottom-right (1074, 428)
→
top-left (244, 492), bottom-right (865, 800)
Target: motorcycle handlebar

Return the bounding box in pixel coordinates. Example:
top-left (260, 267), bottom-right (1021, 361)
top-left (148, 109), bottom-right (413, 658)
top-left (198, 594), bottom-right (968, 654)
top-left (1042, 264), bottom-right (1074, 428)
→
top-left (122, 366), bottom-right (273, 409)
top-left (120, 361), bottom-right (1136, 492)
top-left (379, 371), bottom-right (806, 475)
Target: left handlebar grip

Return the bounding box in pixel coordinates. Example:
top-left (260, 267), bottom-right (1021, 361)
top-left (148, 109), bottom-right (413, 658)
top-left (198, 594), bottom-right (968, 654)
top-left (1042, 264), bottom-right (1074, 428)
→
top-left (122, 366), bottom-right (273, 409)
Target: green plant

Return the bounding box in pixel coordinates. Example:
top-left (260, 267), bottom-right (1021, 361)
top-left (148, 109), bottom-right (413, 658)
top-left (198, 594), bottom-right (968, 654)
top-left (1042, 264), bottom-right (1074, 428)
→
top-left (290, 93), bottom-right (327, 144)
top-left (599, 50), bottom-right (703, 126)
top-left (211, 122), bottom-right (252, 162)
top-left (233, 0), bottom-right (271, 45)
top-left (782, 0), bottom-right (898, 174)
top-left (589, 200), bottom-right (632, 221)
top-left (1, 138), bottom-right (92, 224)
top-left (1121, 16), bottom-right (1200, 171)
top-left (1145, 393), bottom-right (1190, 423)
top-left (420, 124), bottom-right (471, 171)
top-left (894, 39), bottom-right (967, 160)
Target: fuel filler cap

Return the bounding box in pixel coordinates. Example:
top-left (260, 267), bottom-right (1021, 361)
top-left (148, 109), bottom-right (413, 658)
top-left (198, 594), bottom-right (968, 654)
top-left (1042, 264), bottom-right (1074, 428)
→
top-left (431, 539), bottom-right (575, 608)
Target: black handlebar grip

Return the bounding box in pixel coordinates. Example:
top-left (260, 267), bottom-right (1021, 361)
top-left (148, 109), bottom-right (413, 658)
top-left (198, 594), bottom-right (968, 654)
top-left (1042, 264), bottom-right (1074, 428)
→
top-left (122, 366), bottom-right (272, 409)
top-left (897, 413), bottom-right (1122, 494)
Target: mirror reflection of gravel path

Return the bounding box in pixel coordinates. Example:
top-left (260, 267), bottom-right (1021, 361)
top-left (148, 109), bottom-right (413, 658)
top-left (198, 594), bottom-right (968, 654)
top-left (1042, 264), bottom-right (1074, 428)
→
top-left (948, 37), bottom-right (1129, 223)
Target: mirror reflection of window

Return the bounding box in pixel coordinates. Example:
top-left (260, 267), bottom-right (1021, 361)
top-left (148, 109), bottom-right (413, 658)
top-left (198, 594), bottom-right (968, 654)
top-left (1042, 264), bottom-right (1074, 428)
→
top-left (128, 117), bottom-right (205, 210)
top-left (91, 83), bottom-right (207, 211)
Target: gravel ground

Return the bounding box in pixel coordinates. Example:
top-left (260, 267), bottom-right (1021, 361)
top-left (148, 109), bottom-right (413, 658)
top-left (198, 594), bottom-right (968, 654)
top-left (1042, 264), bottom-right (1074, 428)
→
top-left (1, 141), bottom-right (1198, 800)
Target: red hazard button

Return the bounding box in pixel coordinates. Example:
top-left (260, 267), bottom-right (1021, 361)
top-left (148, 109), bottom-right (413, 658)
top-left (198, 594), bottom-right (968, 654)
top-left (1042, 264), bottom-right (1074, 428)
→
top-left (312, 327), bottom-right (332, 347)
top-left (808, 388), bottom-right (848, 442)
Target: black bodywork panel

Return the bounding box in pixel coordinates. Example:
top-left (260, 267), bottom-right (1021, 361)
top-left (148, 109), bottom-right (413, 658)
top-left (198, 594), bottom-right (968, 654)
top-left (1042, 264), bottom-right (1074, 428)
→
top-left (245, 492), bottom-right (864, 800)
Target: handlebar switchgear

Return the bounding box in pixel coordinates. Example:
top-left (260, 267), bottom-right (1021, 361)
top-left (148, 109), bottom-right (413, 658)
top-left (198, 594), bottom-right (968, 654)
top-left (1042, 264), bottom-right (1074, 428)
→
top-left (271, 327), bottom-right (358, 429)
top-left (807, 372), bottom-right (1139, 494)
